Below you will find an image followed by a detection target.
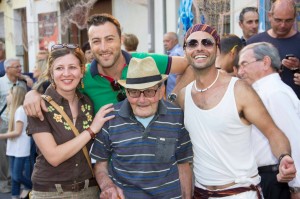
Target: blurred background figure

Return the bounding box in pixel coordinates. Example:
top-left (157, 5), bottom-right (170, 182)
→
top-left (163, 32), bottom-right (184, 99)
top-left (239, 7), bottom-right (259, 46)
top-left (32, 59), bottom-right (49, 94)
top-left (0, 86), bottom-right (32, 199)
top-left (122, 33), bottom-right (139, 53)
top-left (216, 34), bottom-right (243, 76)
top-left (0, 40), bottom-right (6, 77)
top-left (82, 41), bottom-right (94, 64)
top-left (36, 50), bottom-right (49, 61)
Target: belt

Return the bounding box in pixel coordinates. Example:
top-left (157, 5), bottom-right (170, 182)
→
top-left (193, 184), bottom-right (262, 199)
top-left (34, 178), bottom-right (98, 192)
top-left (258, 164), bottom-right (278, 173)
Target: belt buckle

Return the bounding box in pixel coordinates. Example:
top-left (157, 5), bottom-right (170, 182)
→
top-left (290, 187), bottom-right (300, 193)
top-left (71, 182), bottom-right (82, 192)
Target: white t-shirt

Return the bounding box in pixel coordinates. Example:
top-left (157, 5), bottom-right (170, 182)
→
top-left (6, 106), bottom-right (31, 157)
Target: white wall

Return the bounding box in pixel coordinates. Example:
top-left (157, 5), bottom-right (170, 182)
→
top-left (113, 0), bottom-right (149, 52)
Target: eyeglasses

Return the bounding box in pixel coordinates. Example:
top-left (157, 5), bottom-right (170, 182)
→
top-left (51, 43), bottom-right (79, 51)
top-left (110, 80), bottom-right (126, 102)
top-left (238, 59), bottom-right (262, 69)
top-left (184, 39), bottom-right (215, 49)
top-left (8, 65), bottom-right (22, 69)
top-left (126, 87), bottom-right (160, 98)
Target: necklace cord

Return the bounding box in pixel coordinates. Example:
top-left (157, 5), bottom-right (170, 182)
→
top-left (194, 70), bottom-right (220, 92)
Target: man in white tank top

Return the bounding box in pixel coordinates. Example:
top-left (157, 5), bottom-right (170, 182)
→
top-left (175, 23), bottom-right (296, 199)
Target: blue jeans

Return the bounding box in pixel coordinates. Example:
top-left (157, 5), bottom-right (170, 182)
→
top-left (9, 156), bottom-right (32, 197)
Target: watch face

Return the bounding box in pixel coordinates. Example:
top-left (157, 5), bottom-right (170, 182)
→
top-left (168, 93), bottom-right (177, 102)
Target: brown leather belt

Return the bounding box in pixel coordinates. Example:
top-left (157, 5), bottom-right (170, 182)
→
top-left (33, 178), bottom-right (98, 192)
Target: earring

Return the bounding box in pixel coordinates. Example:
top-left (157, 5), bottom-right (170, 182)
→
top-left (77, 79), bottom-right (84, 89)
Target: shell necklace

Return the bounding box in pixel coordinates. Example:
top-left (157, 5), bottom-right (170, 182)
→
top-left (194, 70), bottom-right (220, 92)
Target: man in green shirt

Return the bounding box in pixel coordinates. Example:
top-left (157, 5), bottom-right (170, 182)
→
top-left (24, 13), bottom-right (189, 119)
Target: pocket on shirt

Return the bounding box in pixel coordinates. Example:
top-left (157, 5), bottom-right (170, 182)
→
top-left (155, 137), bottom-right (176, 163)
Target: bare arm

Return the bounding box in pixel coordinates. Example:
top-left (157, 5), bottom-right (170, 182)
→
top-left (0, 121), bottom-right (23, 139)
top-left (170, 56), bottom-right (189, 74)
top-left (175, 87), bottom-right (186, 110)
top-left (94, 161), bottom-right (125, 199)
top-left (33, 104), bottom-right (115, 167)
top-left (178, 162), bottom-right (192, 199)
top-left (172, 65), bottom-right (194, 95)
top-left (235, 81), bottom-right (296, 181)
top-left (23, 90), bottom-right (47, 121)
top-left (294, 72), bottom-right (300, 85)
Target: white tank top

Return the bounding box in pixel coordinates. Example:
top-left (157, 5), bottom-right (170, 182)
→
top-left (184, 77), bottom-right (259, 186)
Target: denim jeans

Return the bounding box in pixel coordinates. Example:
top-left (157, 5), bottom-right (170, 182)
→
top-left (9, 156), bottom-right (32, 197)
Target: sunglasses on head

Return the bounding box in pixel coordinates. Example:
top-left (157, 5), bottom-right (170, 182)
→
top-left (51, 43), bottom-right (79, 51)
top-left (185, 39), bottom-right (215, 49)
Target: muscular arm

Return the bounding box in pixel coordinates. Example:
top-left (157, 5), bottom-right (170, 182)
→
top-left (170, 56), bottom-right (189, 74)
top-left (94, 161), bottom-right (125, 199)
top-left (178, 162), bottom-right (192, 199)
top-left (172, 66), bottom-right (194, 95)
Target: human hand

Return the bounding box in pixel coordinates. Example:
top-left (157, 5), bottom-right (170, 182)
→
top-left (23, 90), bottom-right (47, 121)
top-left (294, 73), bottom-right (300, 85)
top-left (277, 155), bottom-right (296, 182)
top-left (89, 103), bottom-right (115, 134)
top-left (282, 56), bottom-right (300, 70)
top-left (100, 183), bottom-right (125, 199)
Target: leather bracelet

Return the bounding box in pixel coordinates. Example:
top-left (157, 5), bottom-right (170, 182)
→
top-left (278, 153), bottom-right (291, 169)
top-left (290, 187), bottom-right (300, 193)
top-left (86, 127), bottom-right (96, 139)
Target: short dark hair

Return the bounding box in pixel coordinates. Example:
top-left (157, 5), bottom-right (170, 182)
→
top-left (220, 34), bottom-right (243, 67)
top-left (87, 13), bottom-right (122, 38)
top-left (82, 41), bottom-right (91, 53)
top-left (239, 7), bottom-right (258, 22)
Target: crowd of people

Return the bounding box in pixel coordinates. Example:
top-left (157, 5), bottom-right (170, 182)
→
top-left (0, 0), bottom-right (300, 198)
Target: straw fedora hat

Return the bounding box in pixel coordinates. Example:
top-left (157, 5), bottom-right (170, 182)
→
top-left (118, 57), bottom-right (168, 89)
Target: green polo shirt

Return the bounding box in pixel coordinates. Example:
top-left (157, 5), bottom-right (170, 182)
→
top-left (81, 51), bottom-right (171, 112)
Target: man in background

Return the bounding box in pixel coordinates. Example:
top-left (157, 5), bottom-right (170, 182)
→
top-left (239, 7), bottom-right (259, 46)
top-left (163, 32), bottom-right (184, 100)
top-left (122, 33), bottom-right (139, 53)
top-left (0, 40), bottom-right (6, 77)
top-left (247, 0), bottom-right (300, 99)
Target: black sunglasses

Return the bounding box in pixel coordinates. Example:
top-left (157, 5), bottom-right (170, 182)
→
top-left (51, 43), bottom-right (79, 51)
top-left (110, 80), bottom-right (126, 102)
top-left (185, 39), bottom-right (215, 49)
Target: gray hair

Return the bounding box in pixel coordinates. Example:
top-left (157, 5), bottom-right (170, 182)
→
top-left (240, 42), bottom-right (281, 71)
top-left (4, 57), bottom-right (20, 70)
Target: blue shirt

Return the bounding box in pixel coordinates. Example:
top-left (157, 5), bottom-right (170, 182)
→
top-left (91, 99), bottom-right (193, 198)
top-left (0, 60), bottom-right (5, 77)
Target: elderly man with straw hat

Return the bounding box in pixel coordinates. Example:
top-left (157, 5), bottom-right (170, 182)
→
top-left (91, 57), bottom-right (193, 199)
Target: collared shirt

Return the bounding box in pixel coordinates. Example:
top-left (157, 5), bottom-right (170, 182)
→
top-left (0, 74), bottom-right (27, 122)
top-left (252, 73), bottom-right (300, 187)
top-left (167, 43), bottom-right (184, 56)
top-left (91, 99), bottom-right (193, 198)
top-left (82, 50), bottom-right (171, 112)
top-left (27, 86), bottom-right (95, 187)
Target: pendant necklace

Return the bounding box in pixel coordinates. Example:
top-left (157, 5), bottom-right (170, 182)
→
top-left (194, 70), bottom-right (220, 92)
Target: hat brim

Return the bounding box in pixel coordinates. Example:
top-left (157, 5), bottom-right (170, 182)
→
top-left (118, 74), bottom-right (168, 89)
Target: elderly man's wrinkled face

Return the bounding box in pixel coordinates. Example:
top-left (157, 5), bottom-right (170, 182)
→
top-left (126, 84), bottom-right (163, 118)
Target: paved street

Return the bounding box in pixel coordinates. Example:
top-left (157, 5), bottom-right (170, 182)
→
top-left (0, 192), bottom-right (10, 199)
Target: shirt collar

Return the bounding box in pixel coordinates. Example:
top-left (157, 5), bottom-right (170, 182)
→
top-left (252, 73), bottom-right (280, 91)
top-left (90, 50), bottom-right (132, 77)
top-left (44, 85), bottom-right (84, 104)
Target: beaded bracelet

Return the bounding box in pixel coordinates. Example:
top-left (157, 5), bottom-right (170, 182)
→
top-left (87, 127), bottom-right (96, 139)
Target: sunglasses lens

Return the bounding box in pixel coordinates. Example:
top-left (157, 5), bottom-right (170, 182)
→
top-left (186, 39), bottom-right (199, 48)
top-left (51, 44), bottom-right (63, 51)
top-left (111, 81), bottom-right (121, 91)
top-left (117, 91), bottom-right (126, 102)
top-left (66, 44), bottom-right (79, 49)
top-left (201, 39), bottom-right (214, 47)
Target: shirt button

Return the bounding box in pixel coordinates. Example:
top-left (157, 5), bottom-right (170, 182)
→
top-left (75, 164), bottom-right (78, 167)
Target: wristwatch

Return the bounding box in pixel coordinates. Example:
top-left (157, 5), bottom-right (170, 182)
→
top-left (167, 93), bottom-right (177, 102)
top-left (290, 187), bottom-right (300, 193)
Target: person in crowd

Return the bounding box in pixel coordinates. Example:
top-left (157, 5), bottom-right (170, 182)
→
top-left (0, 40), bottom-right (6, 77)
top-left (122, 33), bottom-right (139, 53)
top-left (163, 32), bottom-right (184, 99)
top-left (23, 13), bottom-right (189, 120)
top-left (215, 34), bottom-right (243, 76)
top-left (238, 42), bottom-right (300, 199)
top-left (175, 23), bottom-right (296, 199)
top-left (26, 44), bottom-right (115, 199)
top-left (31, 59), bottom-right (49, 94)
top-left (91, 57), bottom-right (193, 199)
top-left (247, 0), bottom-right (300, 99)
top-left (239, 7), bottom-right (259, 46)
top-left (82, 41), bottom-right (94, 63)
top-left (0, 86), bottom-right (32, 199)
top-left (36, 50), bottom-right (49, 61)
top-left (0, 57), bottom-right (27, 194)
